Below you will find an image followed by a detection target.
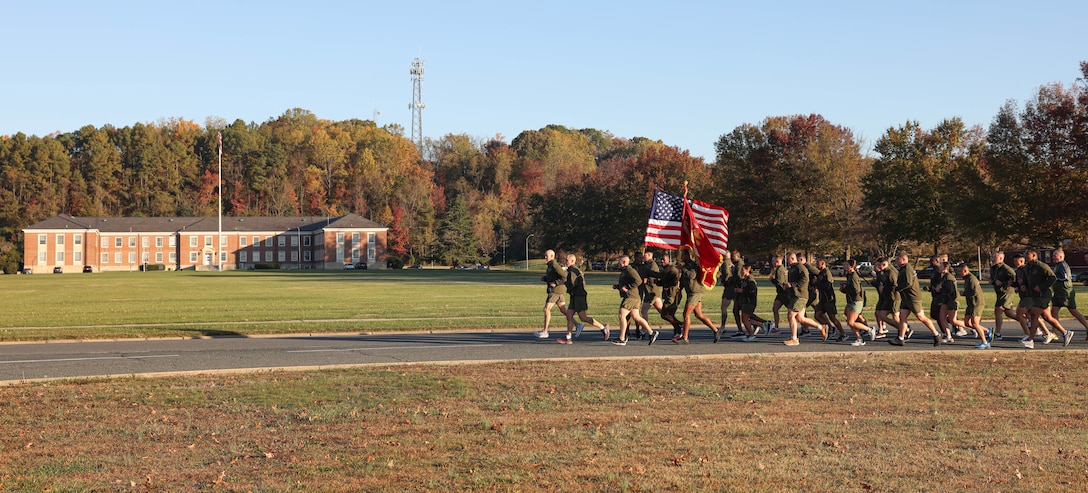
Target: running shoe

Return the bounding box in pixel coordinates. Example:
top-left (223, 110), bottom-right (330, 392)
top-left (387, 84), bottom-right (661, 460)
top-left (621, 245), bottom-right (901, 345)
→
top-left (611, 339), bottom-right (627, 346)
top-left (933, 334), bottom-right (942, 347)
top-left (986, 327), bottom-right (995, 343)
top-left (942, 336), bottom-right (954, 344)
top-left (783, 339), bottom-right (800, 346)
top-left (1064, 330), bottom-right (1074, 347)
top-left (820, 326), bottom-right (829, 341)
top-left (955, 328), bottom-right (968, 337)
top-left (713, 328), bottom-right (721, 343)
top-left (743, 335), bottom-right (757, 342)
top-left (867, 327), bottom-right (877, 341)
top-left (574, 323), bottom-right (585, 338)
top-left (1019, 338), bottom-right (1034, 349)
top-left (648, 330), bottom-right (660, 346)
top-left (731, 331), bottom-right (746, 337)
top-left (851, 339), bottom-right (866, 347)
top-left (769, 326), bottom-right (782, 334)
top-left (533, 330), bottom-right (550, 339)
top-left (602, 324), bottom-right (610, 341)
top-left (557, 338), bottom-right (572, 344)
top-left (974, 342), bottom-right (991, 349)
top-left (673, 338), bottom-right (689, 345)
top-left (672, 334), bottom-right (683, 342)
top-left (905, 328), bottom-right (914, 340)
top-left (1044, 333), bottom-right (1057, 345)
top-left (889, 337), bottom-right (905, 346)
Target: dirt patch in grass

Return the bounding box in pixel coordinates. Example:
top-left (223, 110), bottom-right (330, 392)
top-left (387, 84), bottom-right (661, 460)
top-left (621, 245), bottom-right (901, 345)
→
top-left (2, 352), bottom-right (1086, 491)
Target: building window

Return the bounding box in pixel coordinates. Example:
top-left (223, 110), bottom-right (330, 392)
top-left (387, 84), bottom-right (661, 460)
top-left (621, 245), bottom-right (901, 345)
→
top-left (336, 233), bottom-right (345, 262)
top-left (129, 237), bottom-right (136, 248)
top-left (101, 237), bottom-right (109, 248)
top-left (156, 237), bottom-right (163, 248)
top-left (303, 251), bottom-right (311, 262)
top-left (264, 236), bottom-right (272, 247)
top-left (74, 252), bottom-right (82, 263)
top-left (368, 247), bottom-right (376, 262)
top-left (142, 252), bottom-right (150, 263)
top-left (220, 252), bottom-right (227, 263)
top-left (240, 236), bottom-right (247, 247)
top-left (291, 251), bottom-right (298, 262)
top-left (253, 236), bottom-right (260, 246)
top-left (368, 232), bottom-right (376, 246)
top-left (190, 252), bottom-right (198, 263)
top-left (221, 236), bottom-right (227, 247)
top-left (190, 236), bottom-right (198, 247)
top-left (38, 252), bottom-right (46, 264)
top-left (265, 252), bottom-right (272, 262)
top-left (57, 251), bottom-right (65, 263)
top-left (240, 251), bottom-right (248, 263)
top-left (74, 235), bottom-right (81, 246)
top-left (303, 236), bottom-right (311, 246)
top-left (39, 234), bottom-right (46, 245)
top-left (101, 253), bottom-right (109, 264)
top-left (278, 251), bottom-right (285, 262)
top-left (169, 252), bottom-right (176, 263)
top-left (277, 236), bottom-right (285, 247)
top-left (204, 236), bottom-right (213, 247)
top-left (57, 235), bottom-right (64, 246)
top-left (142, 236), bottom-right (149, 248)
top-left (169, 236), bottom-right (176, 247)
top-left (128, 253), bottom-right (136, 264)
top-left (155, 252), bottom-right (163, 263)
top-left (115, 252), bottom-right (122, 264)
top-left (291, 235), bottom-right (298, 247)
top-left (116, 237), bottom-right (123, 248)
top-left (351, 248), bottom-right (359, 263)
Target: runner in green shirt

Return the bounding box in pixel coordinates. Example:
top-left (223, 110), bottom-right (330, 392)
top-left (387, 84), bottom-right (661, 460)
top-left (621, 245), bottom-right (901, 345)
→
top-left (889, 252), bottom-right (940, 347)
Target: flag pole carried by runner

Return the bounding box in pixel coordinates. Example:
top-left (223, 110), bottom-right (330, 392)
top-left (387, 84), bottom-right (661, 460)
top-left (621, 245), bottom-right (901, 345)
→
top-left (643, 183), bottom-right (729, 289)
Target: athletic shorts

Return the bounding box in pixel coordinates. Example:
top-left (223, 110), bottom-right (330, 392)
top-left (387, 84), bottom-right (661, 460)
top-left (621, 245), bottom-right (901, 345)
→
top-left (929, 300), bottom-right (942, 319)
top-left (1017, 295), bottom-right (1033, 310)
top-left (816, 300), bottom-right (837, 314)
top-left (621, 296), bottom-right (641, 311)
top-left (1052, 286), bottom-right (1076, 310)
top-left (944, 300), bottom-right (959, 311)
top-left (994, 290), bottom-right (1014, 309)
top-left (641, 291), bottom-right (661, 304)
top-left (964, 303), bottom-right (983, 318)
top-left (722, 287), bottom-right (737, 301)
top-left (774, 291), bottom-right (790, 304)
top-left (901, 298), bottom-right (924, 316)
top-left (568, 295), bottom-right (589, 313)
top-left (740, 303), bottom-right (757, 315)
top-left (662, 290), bottom-right (681, 311)
top-left (1032, 296), bottom-right (1052, 310)
top-left (686, 292), bottom-right (704, 308)
top-left (845, 301), bottom-right (863, 314)
top-left (788, 295), bottom-right (807, 312)
top-left (546, 293), bottom-right (564, 305)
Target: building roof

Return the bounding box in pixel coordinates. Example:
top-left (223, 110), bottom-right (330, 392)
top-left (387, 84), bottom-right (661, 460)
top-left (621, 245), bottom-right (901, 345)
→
top-left (24, 214), bottom-right (387, 233)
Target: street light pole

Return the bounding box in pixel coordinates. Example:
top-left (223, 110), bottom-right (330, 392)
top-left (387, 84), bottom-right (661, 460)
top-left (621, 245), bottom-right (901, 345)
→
top-left (525, 234), bottom-right (534, 270)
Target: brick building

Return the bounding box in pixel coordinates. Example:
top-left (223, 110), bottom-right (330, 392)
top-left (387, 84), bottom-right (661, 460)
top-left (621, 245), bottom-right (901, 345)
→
top-left (22, 214), bottom-right (388, 273)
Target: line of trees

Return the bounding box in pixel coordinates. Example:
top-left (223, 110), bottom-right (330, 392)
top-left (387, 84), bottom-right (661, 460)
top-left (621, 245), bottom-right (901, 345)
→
top-left (2, 63), bottom-right (1086, 273)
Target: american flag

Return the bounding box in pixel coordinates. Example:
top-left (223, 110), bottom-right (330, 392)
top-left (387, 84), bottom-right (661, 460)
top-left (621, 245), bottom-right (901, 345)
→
top-left (644, 189), bottom-right (729, 255)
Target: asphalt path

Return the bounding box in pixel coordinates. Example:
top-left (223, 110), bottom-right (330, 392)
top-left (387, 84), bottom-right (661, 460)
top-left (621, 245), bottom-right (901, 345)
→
top-left (2, 323), bottom-right (1085, 384)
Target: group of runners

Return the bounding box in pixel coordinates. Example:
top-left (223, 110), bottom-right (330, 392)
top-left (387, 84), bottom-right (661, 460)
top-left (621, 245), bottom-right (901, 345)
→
top-left (532, 247), bottom-right (1088, 349)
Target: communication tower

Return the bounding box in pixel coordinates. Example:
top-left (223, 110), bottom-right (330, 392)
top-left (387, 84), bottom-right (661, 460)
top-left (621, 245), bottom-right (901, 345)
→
top-left (409, 58), bottom-right (425, 147)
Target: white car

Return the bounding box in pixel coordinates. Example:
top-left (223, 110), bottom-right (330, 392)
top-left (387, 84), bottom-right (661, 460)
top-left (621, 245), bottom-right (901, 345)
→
top-left (342, 263), bottom-right (356, 270)
top-left (829, 264), bottom-right (845, 276)
top-left (856, 262), bottom-right (874, 276)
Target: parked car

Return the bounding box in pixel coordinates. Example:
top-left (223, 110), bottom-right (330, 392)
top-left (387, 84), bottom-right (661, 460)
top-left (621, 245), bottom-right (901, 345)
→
top-left (53, 266), bottom-right (63, 274)
top-left (19, 268), bottom-right (32, 275)
top-left (355, 262), bottom-right (368, 270)
top-left (591, 261), bottom-right (606, 271)
top-left (856, 262), bottom-right (874, 276)
top-left (1077, 271), bottom-right (1088, 286)
top-left (829, 264), bottom-right (845, 277)
top-left (82, 265), bottom-right (94, 273)
top-left (342, 263), bottom-right (356, 270)
top-left (917, 265), bottom-right (936, 279)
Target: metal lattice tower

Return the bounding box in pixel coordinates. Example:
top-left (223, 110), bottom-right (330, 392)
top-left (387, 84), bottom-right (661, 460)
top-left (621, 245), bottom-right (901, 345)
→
top-left (409, 58), bottom-right (425, 147)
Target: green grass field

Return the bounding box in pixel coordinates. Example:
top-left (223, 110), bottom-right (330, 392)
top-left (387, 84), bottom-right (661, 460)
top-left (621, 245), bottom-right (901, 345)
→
top-left (1, 269), bottom-right (870, 342)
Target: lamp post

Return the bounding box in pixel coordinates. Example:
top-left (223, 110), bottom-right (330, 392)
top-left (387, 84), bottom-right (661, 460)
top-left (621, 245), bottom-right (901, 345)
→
top-left (525, 234), bottom-right (534, 270)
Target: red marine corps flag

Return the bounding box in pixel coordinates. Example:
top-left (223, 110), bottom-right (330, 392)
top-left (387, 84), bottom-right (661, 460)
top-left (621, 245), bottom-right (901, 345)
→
top-left (644, 185), bottom-right (729, 289)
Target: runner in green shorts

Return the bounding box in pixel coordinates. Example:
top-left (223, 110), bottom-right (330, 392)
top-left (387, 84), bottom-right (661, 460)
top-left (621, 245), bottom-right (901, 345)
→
top-left (890, 252), bottom-right (940, 347)
top-left (1050, 249), bottom-right (1088, 340)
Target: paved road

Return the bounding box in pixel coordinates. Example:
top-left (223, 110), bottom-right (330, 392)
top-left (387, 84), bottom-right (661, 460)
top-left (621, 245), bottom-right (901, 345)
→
top-left (2, 325), bottom-right (1084, 384)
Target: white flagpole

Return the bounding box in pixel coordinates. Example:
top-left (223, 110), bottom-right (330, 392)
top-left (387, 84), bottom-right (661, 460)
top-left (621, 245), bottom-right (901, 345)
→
top-left (217, 131), bottom-right (223, 271)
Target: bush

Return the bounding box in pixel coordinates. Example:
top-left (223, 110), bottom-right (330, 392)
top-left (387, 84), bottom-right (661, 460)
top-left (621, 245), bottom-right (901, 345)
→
top-left (387, 257), bottom-right (405, 269)
top-left (254, 262), bottom-right (281, 270)
top-left (140, 264), bottom-right (166, 272)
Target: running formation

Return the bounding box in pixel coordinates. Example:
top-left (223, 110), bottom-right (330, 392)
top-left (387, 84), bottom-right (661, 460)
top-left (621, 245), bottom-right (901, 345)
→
top-left (533, 247), bottom-right (1088, 349)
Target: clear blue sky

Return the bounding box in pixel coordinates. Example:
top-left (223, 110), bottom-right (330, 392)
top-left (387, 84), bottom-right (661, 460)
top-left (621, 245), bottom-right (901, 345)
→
top-left (3, 0), bottom-right (1085, 160)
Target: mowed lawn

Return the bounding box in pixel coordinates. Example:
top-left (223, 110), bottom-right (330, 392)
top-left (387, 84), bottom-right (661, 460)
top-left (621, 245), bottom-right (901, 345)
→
top-left (0, 268), bottom-right (840, 342)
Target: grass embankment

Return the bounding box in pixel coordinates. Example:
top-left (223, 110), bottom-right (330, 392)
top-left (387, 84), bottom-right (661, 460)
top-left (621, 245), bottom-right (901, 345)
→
top-left (0, 269), bottom-right (852, 342)
top-left (1, 353), bottom-right (1085, 491)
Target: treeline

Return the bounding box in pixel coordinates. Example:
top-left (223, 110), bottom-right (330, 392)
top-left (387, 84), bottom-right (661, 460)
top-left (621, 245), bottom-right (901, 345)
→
top-left (1, 63), bottom-right (1086, 273)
